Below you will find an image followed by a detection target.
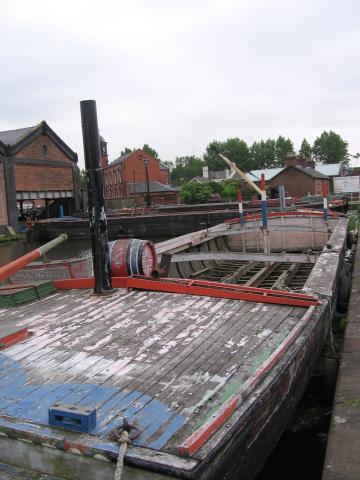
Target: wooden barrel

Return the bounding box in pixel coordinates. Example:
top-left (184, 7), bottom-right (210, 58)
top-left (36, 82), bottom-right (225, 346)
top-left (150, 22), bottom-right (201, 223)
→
top-left (109, 239), bottom-right (157, 277)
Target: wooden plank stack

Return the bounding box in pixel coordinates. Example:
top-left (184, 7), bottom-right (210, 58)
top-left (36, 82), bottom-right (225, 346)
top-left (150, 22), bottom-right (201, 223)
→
top-left (0, 281), bottom-right (56, 307)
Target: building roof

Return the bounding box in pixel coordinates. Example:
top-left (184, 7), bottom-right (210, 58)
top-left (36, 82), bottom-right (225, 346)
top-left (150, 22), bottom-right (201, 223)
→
top-left (295, 165), bottom-right (329, 179)
top-left (109, 150), bottom-right (169, 170)
top-left (191, 169), bottom-right (231, 183)
top-left (248, 167), bottom-right (283, 181)
top-left (315, 163), bottom-right (343, 177)
top-left (0, 121), bottom-right (77, 161)
top-left (0, 125), bottom-right (39, 146)
top-left (110, 150), bottom-right (135, 166)
top-left (270, 165), bottom-right (329, 183)
top-left (128, 181), bottom-right (177, 194)
top-left (159, 162), bottom-right (170, 171)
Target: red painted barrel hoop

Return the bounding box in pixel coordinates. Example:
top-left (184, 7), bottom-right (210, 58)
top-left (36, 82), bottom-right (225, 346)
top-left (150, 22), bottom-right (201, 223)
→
top-left (109, 239), bottom-right (157, 277)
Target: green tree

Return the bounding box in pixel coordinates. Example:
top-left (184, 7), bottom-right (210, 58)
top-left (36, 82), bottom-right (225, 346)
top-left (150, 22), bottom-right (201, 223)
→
top-left (275, 136), bottom-right (294, 166)
top-left (171, 156), bottom-right (204, 185)
top-left (120, 147), bottom-right (133, 156)
top-left (223, 183), bottom-right (237, 200)
top-left (250, 139), bottom-right (277, 168)
top-left (299, 138), bottom-right (312, 160)
top-left (162, 160), bottom-right (174, 170)
top-left (203, 140), bottom-right (226, 171)
top-left (142, 144), bottom-right (159, 158)
top-left (180, 182), bottom-right (212, 204)
top-left (204, 138), bottom-right (251, 172)
top-left (207, 181), bottom-right (225, 196)
top-left (312, 131), bottom-right (349, 164)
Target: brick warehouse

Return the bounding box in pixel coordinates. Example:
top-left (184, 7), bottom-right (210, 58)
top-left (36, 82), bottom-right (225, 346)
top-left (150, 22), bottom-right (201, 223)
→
top-left (0, 121), bottom-right (79, 232)
top-left (269, 164), bottom-right (330, 198)
top-left (100, 140), bottom-right (177, 207)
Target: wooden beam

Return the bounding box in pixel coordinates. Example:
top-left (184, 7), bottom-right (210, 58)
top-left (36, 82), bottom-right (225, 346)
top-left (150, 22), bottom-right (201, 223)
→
top-left (189, 266), bottom-right (212, 278)
top-left (206, 225), bottom-right (330, 237)
top-left (171, 252), bottom-right (317, 264)
top-left (220, 261), bottom-right (257, 284)
top-left (245, 262), bottom-right (278, 287)
top-left (219, 153), bottom-right (263, 195)
top-left (271, 263), bottom-right (300, 290)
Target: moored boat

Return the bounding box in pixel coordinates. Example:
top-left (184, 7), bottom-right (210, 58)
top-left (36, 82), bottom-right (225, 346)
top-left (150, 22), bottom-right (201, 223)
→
top-left (0, 209), bottom-right (350, 479)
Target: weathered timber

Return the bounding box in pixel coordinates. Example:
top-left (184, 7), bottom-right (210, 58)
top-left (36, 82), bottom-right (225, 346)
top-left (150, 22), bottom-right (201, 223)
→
top-left (220, 261), bottom-right (257, 284)
top-left (0, 215), bottom-right (349, 479)
top-left (171, 252), bottom-right (317, 264)
top-left (206, 225), bottom-right (331, 236)
top-left (245, 262), bottom-right (279, 287)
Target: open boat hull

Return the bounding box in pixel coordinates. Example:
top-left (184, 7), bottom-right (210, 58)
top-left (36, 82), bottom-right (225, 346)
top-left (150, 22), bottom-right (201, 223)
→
top-left (0, 212), bottom-right (348, 479)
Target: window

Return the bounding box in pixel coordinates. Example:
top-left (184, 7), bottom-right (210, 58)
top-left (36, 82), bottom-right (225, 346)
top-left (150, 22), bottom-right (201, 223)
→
top-left (42, 144), bottom-right (48, 159)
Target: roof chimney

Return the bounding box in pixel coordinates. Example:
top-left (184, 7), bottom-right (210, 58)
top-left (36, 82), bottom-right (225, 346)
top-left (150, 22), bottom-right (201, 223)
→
top-left (99, 135), bottom-right (108, 168)
top-left (285, 153), bottom-right (303, 167)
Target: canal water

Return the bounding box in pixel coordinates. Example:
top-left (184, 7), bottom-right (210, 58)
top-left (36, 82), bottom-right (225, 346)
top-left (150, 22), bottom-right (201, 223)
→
top-left (0, 239), bottom-right (92, 267)
top-left (0, 237), bottom-right (170, 267)
top-left (0, 237), bottom-right (337, 479)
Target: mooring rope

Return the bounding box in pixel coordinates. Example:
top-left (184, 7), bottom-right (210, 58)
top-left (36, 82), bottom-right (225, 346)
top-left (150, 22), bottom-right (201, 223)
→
top-left (114, 430), bottom-right (129, 480)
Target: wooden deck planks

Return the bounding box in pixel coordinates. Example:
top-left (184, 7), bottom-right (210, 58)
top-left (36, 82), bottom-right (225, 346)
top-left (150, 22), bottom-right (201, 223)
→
top-left (159, 305), bottom-right (303, 418)
top-left (0, 287), bottom-right (308, 454)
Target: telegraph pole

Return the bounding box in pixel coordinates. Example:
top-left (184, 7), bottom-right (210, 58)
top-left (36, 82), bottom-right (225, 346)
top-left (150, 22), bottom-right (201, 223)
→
top-left (80, 100), bottom-right (113, 294)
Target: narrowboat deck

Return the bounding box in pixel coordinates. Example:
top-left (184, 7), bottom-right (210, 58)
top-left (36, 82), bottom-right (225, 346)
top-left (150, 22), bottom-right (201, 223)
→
top-left (0, 289), bottom-right (306, 453)
top-left (0, 287), bottom-right (307, 478)
top-left (0, 214), bottom-right (349, 479)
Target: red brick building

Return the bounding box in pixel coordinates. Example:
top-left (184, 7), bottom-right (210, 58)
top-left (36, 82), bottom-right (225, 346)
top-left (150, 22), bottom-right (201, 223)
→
top-left (0, 121), bottom-right (79, 231)
top-left (269, 154), bottom-right (330, 198)
top-left (101, 143), bottom-right (177, 206)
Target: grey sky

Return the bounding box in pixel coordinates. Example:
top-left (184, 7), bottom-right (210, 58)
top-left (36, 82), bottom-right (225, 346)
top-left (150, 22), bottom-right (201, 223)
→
top-left (1, 0), bottom-right (359, 169)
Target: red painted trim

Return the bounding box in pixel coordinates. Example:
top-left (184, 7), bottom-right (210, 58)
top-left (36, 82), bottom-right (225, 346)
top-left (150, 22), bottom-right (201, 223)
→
top-left (225, 209), bottom-right (343, 224)
top-left (54, 278), bottom-right (95, 289)
top-left (112, 277), bottom-right (129, 288)
top-left (260, 173), bottom-right (266, 191)
top-left (127, 276), bottom-right (318, 306)
top-left (0, 328), bottom-right (29, 350)
top-left (53, 276), bottom-right (318, 307)
top-left (179, 396), bottom-right (239, 456)
top-left (160, 277), bottom-right (316, 300)
top-left (179, 305), bottom-right (315, 456)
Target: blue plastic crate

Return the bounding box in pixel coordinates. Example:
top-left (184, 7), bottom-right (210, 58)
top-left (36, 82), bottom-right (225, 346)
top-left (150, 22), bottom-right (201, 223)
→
top-left (49, 403), bottom-right (96, 433)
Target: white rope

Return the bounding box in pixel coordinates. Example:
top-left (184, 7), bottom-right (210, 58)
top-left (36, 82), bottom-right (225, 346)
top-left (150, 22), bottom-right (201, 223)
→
top-left (114, 430), bottom-right (129, 480)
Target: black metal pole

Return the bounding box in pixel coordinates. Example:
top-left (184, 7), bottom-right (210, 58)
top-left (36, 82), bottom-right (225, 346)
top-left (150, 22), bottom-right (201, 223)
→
top-left (80, 100), bottom-right (112, 294)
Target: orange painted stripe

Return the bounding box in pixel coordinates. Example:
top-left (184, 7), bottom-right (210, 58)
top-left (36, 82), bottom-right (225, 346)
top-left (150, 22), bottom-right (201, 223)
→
top-left (0, 249), bottom-right (40, 282)
top-left (0, 328), bottom-right (29, 350)
top-left (126, 277), bottom-right (318, 307)
top-left (54, 276), bottom-right (317, 307)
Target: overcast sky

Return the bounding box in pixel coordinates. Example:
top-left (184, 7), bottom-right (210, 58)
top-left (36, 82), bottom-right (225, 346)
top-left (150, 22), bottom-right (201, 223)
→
top-left (0, 0), bottom-right (359, 169)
